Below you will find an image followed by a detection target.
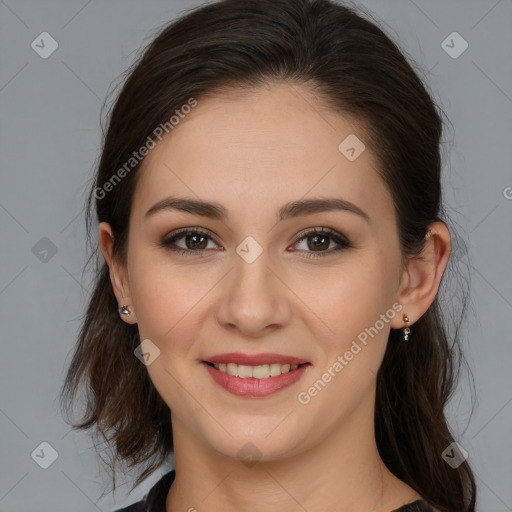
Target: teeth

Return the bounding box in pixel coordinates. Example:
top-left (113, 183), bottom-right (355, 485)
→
top-left (212, 362), bottom-right (300, 378)
top-left (252, 365), bottom-right (269, 379)
top-left (270, 363), bottom-right (281, 376)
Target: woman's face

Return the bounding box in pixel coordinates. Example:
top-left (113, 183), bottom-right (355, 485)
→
top-left (113, 82), bottom-right (407, 461)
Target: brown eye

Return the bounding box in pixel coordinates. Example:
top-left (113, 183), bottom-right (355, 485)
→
top-left (160, 228), bottom-right (219, 256)
top-left (291, 227), bottom-right (351, 259)
top-left (183, 233), bottom-right (208, 250)
top-left (306, 233), bottom-right (330, 251)
top-left (160, 226), bottom-right (351, 259)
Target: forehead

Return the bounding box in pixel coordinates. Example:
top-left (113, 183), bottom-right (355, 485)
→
top-left (131, 82), bottom-right (394, 228)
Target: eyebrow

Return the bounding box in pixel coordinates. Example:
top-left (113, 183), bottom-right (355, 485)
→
top-left (145, 196), bottom-right (371, 223)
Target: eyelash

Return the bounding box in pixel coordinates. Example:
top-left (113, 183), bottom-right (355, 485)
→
top-left (159, 226), bottom-right (352, 259)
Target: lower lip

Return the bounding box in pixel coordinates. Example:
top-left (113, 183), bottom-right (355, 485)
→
top-left (202, 362), bottom-right (310, 398)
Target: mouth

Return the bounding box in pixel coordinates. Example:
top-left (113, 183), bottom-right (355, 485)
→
top-left (203, 361), bottom-right (304, 379)
top-left (201, 353), bottom-right (311, 397)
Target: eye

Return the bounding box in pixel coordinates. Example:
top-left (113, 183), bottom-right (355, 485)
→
top-left (290, 226), bottom-right (351, 259)
top-left (159, 227), bottom-right (220, 257)
top-left (159, 226), bottom-right (351, 258)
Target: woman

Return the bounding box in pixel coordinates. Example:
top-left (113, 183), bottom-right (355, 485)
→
top-left (60, 0), bottom-right (477, 511)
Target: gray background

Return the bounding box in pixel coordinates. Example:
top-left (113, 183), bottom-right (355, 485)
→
top-left (0, 0), bottom-right (511, 511)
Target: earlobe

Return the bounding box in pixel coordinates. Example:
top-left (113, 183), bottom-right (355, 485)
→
top-left (117, 298), bottom-right (138, 324)
top-left (98, 222), bottom-right (138, 325)
top-left (392, 221), bottom-right (451, 329)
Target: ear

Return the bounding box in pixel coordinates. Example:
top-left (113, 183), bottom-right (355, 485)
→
top-left (98, 222), bottom-right (137, 325)
top-left (391, 221), bottom-right (451, 329)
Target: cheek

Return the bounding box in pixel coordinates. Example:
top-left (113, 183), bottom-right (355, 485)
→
top-left (129, 248), bottom-right (214, 341)
top-left (296, 263), bottom-right (398, 419)
top-left (130, 262), bottom-right (204, 411)
top-left (127, 254), bottom-right (218, 411)
top-left (293, 255), bottom-right (395, 347)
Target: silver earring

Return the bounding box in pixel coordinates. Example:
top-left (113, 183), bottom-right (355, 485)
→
top-left (402, 314), bottom-right (411, 343)
top-left (119, 304), bottom-right (131, 316)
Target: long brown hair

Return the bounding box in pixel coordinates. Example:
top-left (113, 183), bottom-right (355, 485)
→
top-left (60, 1), bottom-right (477, 509)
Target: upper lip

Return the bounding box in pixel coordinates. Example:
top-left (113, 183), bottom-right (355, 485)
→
top-left (204, 352), bottom-right (309, 366)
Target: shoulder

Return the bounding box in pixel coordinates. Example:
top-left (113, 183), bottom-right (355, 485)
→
top-left (113, 470), bottom-right (176, 512)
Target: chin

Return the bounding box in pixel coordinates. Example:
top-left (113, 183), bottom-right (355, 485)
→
top-left (203, 420), bottom-right (307, 464)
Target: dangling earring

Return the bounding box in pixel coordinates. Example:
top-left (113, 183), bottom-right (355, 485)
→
top-left (402, 313), bottom-right (411, 343)
top-left (118, 304), bottom-right (131, 316)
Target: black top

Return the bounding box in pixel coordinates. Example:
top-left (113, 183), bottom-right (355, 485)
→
top-left (113, 470), bottom-right (436, 512)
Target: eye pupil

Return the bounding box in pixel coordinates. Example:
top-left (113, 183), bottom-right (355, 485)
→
top-left (186, 234), bottom-right (207, 250)
top-left (309, 235), bottom-right (329, 251)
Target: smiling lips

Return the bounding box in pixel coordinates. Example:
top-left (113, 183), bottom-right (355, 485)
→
top-left (202, 352), bottom-right (310, 397)
top-left (213, 362), bottom-right (299, 378)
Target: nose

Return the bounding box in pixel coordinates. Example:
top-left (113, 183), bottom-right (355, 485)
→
top-left (214, 248), bottom-right (292, 338)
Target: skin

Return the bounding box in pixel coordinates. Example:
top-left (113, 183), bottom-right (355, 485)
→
top-left (99, 82), bottom-right (451, 512)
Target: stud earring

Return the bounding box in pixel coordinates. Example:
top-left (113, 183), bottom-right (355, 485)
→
top-left (402, 313), bottom-right (411, 343)
top-left (118, 304), bottom-right (131, 316)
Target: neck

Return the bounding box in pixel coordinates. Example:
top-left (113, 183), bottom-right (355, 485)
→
top-left (166, 393), bottom-right (420, 512)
